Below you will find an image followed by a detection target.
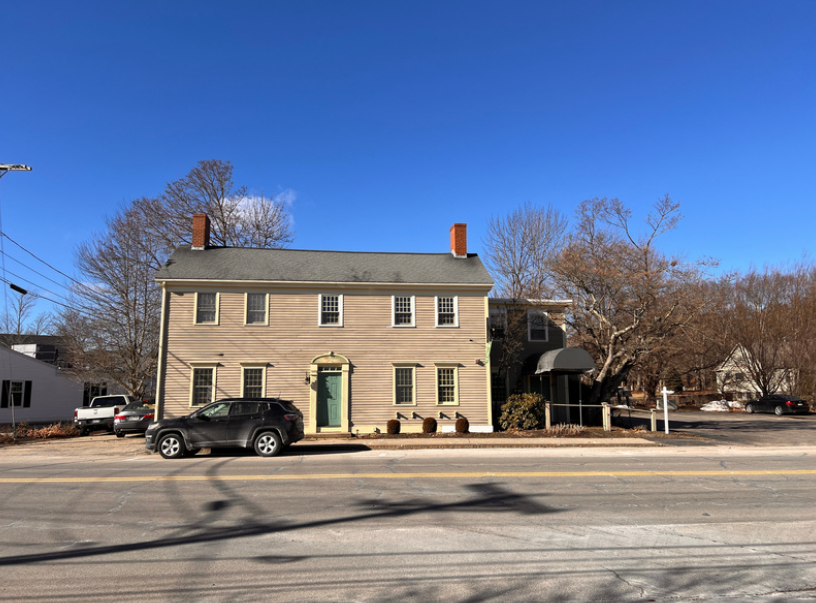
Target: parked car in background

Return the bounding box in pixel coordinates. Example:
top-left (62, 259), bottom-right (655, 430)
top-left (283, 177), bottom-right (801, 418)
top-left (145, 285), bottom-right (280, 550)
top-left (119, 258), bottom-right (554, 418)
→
top-left (74, 395), bottom-right (136, 436)
top-left (745, 394), bottom-right (810, 416)
top-left (114, 401), bottom-right (155, 437)
top-left (145, 398), bottom-right (305, 459)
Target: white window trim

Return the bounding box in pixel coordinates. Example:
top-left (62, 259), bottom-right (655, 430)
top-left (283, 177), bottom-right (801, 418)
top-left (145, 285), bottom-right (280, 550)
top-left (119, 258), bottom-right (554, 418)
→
top-left (392, 363), bottom-right (417, 406)
top-left (318, 294), bottom-right (344, 327)
top-left (434, 363), bottom-right (460, 406)
top-left (194, 292), bottom-right (220, 325)
top-left (527, 309), bottom-right (549, 342)
top-left (189, 363), bottom-right (218, 407)
top-left (240, 364), bottom-right (267, 397)
top-left (434, 295), bottom-right (459, 328)
top-left (244, 293), bottom-right (269, 326)
top-left (391, 295), bottom-right (416, 328)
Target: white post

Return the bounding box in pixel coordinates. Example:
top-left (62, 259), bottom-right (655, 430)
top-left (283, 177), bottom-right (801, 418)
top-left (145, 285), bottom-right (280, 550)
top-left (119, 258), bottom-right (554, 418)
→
top-left (661, 387), bottom-right (674, 434)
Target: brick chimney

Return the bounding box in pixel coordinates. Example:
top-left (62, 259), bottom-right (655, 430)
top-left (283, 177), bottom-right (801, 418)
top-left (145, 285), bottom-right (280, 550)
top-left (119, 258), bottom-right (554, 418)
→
top-left (192, 214), bottom-right (210, 250)
top-left (450, 223), bottom-right (467, 258)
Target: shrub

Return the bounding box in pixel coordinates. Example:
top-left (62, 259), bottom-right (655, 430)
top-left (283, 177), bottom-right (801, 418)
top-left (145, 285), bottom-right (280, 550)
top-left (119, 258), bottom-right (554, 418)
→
top-left (500, 393), bottom-right (546, 430)
top-left (28, 423), bottom-right (79, 439)
top-left (3, 422), bottom-right (79, 441)
top-left (422, 417), bottom-right (437, 433)
top-left (386, 419), bottom-right (401, 435)
top-left (455, 416), bottom-right (469, 434)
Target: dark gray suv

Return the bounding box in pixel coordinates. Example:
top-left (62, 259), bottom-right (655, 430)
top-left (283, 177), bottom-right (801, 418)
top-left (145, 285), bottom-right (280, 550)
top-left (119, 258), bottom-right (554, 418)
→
top-left (145, 398), bottom-right (304, 459)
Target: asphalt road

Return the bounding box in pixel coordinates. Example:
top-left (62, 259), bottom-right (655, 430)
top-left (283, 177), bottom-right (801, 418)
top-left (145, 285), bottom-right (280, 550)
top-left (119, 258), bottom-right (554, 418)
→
top-left (625, 409), bottom-right (816, 447)
top-left (1, 441), bottom-right (816, 602)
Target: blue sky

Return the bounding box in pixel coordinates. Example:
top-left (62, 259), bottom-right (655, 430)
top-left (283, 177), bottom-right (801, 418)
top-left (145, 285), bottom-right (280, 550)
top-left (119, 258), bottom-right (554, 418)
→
top-left (1, 1), bottom-right (815, 318)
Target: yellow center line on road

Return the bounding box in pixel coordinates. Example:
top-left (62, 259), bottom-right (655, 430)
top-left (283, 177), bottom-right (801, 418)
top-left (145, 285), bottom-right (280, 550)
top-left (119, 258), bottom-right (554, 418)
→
top-left (1, 469), bottom-right (816, 483)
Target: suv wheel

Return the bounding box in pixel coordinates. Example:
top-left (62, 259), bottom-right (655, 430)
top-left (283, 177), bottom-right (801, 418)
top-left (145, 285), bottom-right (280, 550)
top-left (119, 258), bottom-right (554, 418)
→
top-left (254, 431), bottom-right (282, 457)
top-left (158, 433), bottom-right (186, 459)
top-left (745, 404), bottom-right (753, 414)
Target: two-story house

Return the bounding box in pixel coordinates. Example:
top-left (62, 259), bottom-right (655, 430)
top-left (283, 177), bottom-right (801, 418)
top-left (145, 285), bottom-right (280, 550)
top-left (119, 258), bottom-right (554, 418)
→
top-left (487, 299), bottom-right (594, 424)
top-left (154, 215), bottom-right (497, 434)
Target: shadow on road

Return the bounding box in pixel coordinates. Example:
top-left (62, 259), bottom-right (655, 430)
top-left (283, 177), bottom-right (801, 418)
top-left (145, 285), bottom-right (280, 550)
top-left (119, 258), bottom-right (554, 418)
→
top-left (0, 479), bottom-right (561, 567)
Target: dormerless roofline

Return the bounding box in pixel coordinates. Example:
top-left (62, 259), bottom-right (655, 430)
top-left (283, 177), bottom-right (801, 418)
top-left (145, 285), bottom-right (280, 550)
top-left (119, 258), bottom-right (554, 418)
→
top-left (156, 278), bottom-right (493, 291)
top-left (489, 298), bottom-right (573, 305)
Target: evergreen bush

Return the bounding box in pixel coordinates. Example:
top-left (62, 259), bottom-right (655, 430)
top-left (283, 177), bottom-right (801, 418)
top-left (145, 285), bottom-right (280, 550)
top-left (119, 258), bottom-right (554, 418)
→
top-left (499, 393), bottom-right (547, 430)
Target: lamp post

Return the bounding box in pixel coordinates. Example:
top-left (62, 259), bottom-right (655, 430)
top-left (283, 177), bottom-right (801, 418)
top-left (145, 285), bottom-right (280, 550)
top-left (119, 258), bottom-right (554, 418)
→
top-left (0, 163), bottom-right (31, 441)
top-left (0, 164), bottom-right (32, 180)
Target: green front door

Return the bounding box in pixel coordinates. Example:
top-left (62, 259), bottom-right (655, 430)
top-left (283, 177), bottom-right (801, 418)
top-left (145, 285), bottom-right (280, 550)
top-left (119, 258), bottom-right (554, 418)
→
top-left (317, 369), bottom-right (342, 427)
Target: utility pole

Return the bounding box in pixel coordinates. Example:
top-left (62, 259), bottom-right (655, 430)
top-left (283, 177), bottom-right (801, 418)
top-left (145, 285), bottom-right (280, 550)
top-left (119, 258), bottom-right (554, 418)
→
top-left (0, 163), bottom-right (32, 441)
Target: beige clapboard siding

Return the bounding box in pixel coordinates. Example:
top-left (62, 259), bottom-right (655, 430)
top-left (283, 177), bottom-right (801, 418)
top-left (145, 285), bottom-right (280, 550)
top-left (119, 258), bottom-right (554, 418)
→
top-left (161, 286), bottom-right (491, 429)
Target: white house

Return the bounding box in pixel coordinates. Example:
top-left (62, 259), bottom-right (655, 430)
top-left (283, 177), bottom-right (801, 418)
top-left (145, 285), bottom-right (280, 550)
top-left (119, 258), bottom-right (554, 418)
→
top-left (0, 346), bottom-right (84, 424)
top-left (715, 345), bottom-right (795, 399)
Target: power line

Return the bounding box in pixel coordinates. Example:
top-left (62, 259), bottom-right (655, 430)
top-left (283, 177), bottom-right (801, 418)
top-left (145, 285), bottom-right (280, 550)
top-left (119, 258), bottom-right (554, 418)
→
top-left (1, 267), bottom-right (73, 305)
top-left (0, 275), bottom-right (77, 312)
top-left (0, 231), bottom-right (84, 287)
top-left (0, 233), bottom-right (122, 308)
top-left (0, 249), bottom-right (74, 297)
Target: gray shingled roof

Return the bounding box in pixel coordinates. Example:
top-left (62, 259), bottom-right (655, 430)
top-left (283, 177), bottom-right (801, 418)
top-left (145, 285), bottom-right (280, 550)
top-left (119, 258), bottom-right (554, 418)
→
top-left (156, 246), bottom-right (495, 286)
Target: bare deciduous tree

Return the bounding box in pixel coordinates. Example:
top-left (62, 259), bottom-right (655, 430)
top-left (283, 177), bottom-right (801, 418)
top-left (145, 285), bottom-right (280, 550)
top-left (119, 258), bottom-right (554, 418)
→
top-left (59, 203), bottom-right (163, 397)
top-left (56, 160), bottom-right (296, 398)
top-left (0, 293), bottom-right (53, 347)
top-left (718, 265), bottom-right (816, 398)
top-left (482, 202), bottom-right (568, 298)
top-left (551, 196), bottom-right (713, 403)
top-left (629, 278), bottom-right (734, 400)
top-left (146, 159), bottom-right (294, 252)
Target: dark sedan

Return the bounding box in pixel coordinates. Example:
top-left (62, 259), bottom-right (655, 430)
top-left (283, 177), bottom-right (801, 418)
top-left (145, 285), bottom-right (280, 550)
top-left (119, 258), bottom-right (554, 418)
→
top-left (145, 397), bottom-right (304, 459)
top-left (745, 394), bottom-right (811, 416)
top-left (114, 401), bottom-right (156, 437)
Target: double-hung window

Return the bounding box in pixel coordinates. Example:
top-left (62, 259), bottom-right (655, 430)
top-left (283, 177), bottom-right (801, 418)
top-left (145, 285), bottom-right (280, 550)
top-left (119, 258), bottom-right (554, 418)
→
top-left (1, 380), bottom-right (31, 408)
top-left (190, 366), bottom-right (216, 406)
top-left (245, 293), bottom-right (268, 325)
top-left (392, 296), bottom-right (415, 327)
top-left (436, 365), bottom-right (459, 405)
top-left (392, 364), bottom-right (416, 405)
top-left (319, 294), bottom-right (343, 326)
top-left (195, 292), bottom-right (218, 324)
top-left (527, 309), bottom-right (549, 342)
top-left (489, 307), bottom-right (506, 340)
top-left (242, 366), bottom-right (265, 397)
top-left (435, 296), bottom-right (458, 327)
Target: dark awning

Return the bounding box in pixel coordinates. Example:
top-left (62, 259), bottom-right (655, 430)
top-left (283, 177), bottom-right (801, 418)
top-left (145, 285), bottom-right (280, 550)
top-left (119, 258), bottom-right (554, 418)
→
top-left (534, 348), bottom-right (595, 374)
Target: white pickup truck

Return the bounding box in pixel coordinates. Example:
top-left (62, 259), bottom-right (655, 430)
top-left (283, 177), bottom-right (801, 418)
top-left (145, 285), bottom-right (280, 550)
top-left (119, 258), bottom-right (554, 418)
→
top-left (74, 395), bottom-right (135, 436)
